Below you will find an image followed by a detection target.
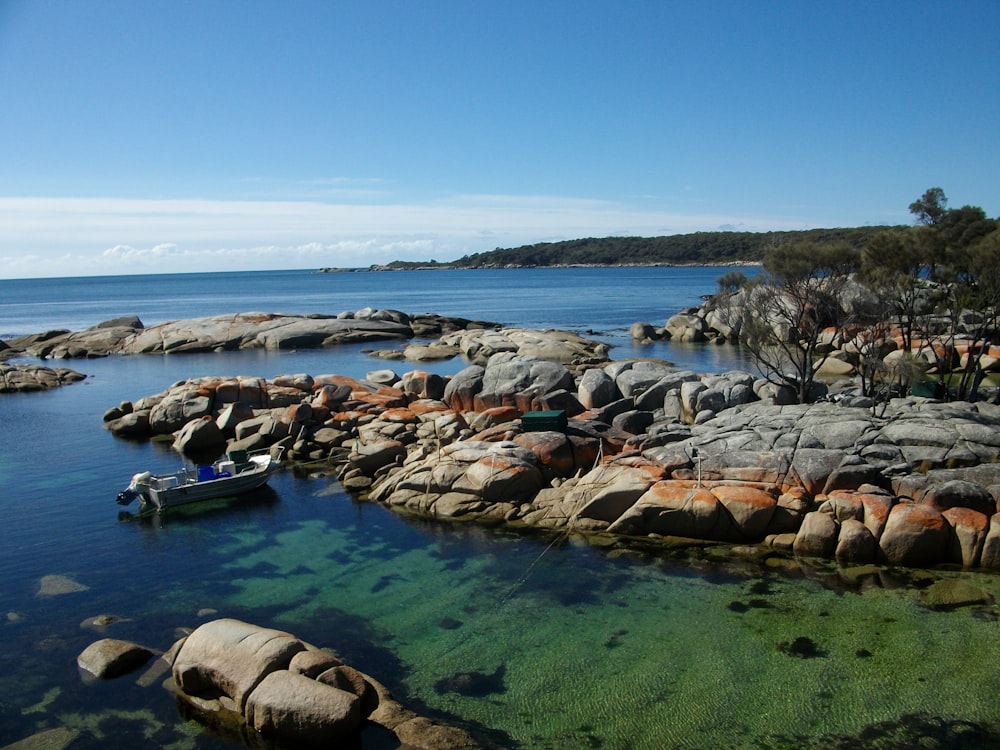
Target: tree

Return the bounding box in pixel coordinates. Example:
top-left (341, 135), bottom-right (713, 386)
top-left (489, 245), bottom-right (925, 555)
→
top-left (909, 187), bottom-right (948, 226)
top-left (858, 189), bottom-right (1000, 401)
top-left (720, 241), bottom-right (860, 403)
top-left (944, 228), bottom-right (1000, 400)
top-left (860, 228), bottom-right (929, 354)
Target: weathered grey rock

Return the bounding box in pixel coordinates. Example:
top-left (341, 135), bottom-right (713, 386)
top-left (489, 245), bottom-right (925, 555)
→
top-left (105, 410), bottom-right (151, 437)
top-left (436, 327), bottom-right (607, 367)
top-left (922, 479), bottom-right (996, 516)
top-left (679, 380), bottom-right (706, 421)
top-left (77, 638), bottom-right (153, 679)
top-left (287, 648), bottom-right (343, 678)
top-left (150, 392), bottom-right (212, 433)
top-left (173, 416), bottom-right (226, 456)
top-left (571, 461), bottom-right (665, 526)
top-left (822, 460), bottom-right (888, 494)
top-left (594, 397), bottom-right (636, 425)
top-left (216, 402), bottom-right (256, 435)
top-left (712, 484), bottom-right (778, 540)
top-left (630, 321), bottom-right (658, 341)
top-left (349, 440), bottom-right (407, 476)
top-left (244, 670), bottom-right (361, 742)
top-left (473, 354), bottom-right (575, 412)
top-left (0, 364), bottom-right (86, 392)
top-left (753, 380), bottom-right (798, 404)
top-left (942, 507), bottom-right (989, 568)
top-left (173, 618), bottom-right (307, 710)
top-left (6, 311), bottom-right (509, 360)
top-left (793, 511), bottom-right (838, 558)
top-left (443, 365), bottom-right (485, 413)
top-left (879, 503), bottom-right (949, 567)
top-left (790, 449), bottom-right (845, 496)
top-left (835, 519), bottom-right (877, 563)
top-left (577, 368), bottom-right (620, 409)
top-left (609, 483), bottom-right (719, 538)
top-left (664, 312), bottom-right (706, 342)
top-left (614, 361), bottom-right (677, 398)
top-left (612, 409), bottom-right (654, 435)
top-left (105, 361), bottom-right (1000, 570)
top-left (533, 388), bottom-right (585, 416)
top-left (979, 513), bottom-right (1000, 569)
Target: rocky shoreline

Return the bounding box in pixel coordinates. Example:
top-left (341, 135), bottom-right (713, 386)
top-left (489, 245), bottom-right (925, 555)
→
top-left (105, 345), bottom-right (1000, 575)
top-left (8, 305), bottom-right (1000, 573)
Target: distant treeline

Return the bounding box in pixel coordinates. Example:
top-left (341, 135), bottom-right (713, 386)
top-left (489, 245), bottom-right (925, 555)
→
top-left (377, 227), bottom-right (896, 270)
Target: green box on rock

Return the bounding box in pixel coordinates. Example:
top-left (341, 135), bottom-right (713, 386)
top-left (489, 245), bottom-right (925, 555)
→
top-left (521, 410), bottom-right (567, 432)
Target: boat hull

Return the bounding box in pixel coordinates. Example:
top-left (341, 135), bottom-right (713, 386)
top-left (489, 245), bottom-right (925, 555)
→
top-left (122, 453), bottom-right (280, 512)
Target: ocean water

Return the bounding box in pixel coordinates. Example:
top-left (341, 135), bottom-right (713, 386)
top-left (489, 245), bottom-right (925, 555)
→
top-left (2, 267), bottom-right (999, 749)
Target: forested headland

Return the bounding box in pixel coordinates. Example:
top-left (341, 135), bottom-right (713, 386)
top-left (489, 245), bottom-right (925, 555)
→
top-left (370, 226), bottom-right (891, 270)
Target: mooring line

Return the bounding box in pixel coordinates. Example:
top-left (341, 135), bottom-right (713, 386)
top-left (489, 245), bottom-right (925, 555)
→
top-left (495, 530), bottom-right (569, 611)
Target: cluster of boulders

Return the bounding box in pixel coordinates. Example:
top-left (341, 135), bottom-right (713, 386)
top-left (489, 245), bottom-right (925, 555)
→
top-left (375, 326), bottom-right (610, 368)
top-left (635, 288), bottom-right (1000, 379)
top-left (0, 362), bottom-right (86, 392)
top-left (77, 618), bottom-right (479, 748)
top-left (106, 351), bottom-right (1000, 570)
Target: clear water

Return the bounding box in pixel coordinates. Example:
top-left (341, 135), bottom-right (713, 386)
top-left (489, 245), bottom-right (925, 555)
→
top-left (2, 268), bottom-right (999, 749)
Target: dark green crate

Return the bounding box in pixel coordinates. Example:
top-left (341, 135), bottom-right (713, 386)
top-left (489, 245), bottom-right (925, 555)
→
top-left (521, 410), bottom-right (567, 432)
top-left (911, 379), bottom-right (943, 399)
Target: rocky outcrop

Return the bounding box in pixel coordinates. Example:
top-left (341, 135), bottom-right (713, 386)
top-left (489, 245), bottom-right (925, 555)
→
top-left (106, 353), bottom-right (1000, 570)
top-left (0, 311), bottom-right (498, 360)
top-left (79, 619), bottom-right (480, 749)
top-left (0, 363), bottom-right (86, 392)
top-left (3, 310), bottom-right (612, 369)
top-left (396, 327), bottom-right (610, 368)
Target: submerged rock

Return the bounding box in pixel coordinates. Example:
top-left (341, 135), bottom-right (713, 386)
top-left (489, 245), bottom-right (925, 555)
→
top-left (165, 618), bottom-right (482, 748)
top-left (77, 638), bottom-right (153, 679)
top-left (433, 664), bottom-right (506, 697)
top-left (36, 575), bottom-right (89, 597)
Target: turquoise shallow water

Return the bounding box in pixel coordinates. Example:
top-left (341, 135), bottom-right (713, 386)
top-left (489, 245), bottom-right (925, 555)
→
top-left (2, 268), bottom-right (1000, 748)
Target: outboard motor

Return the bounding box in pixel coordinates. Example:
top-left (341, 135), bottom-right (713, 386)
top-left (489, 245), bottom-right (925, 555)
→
top-left (116, 487), bottom-right (139, 506)
top-left (116, 471), bottom-right (151, 506)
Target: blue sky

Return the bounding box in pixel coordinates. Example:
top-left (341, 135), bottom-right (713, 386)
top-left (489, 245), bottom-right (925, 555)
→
top-left (1, 1), bottom-right (997, 278)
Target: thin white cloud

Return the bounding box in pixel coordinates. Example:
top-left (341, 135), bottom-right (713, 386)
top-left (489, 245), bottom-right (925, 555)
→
top-left (0, 195), bottom-right (816, 278)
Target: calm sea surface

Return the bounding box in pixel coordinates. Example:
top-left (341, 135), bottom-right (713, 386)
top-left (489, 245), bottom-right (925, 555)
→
top-left (1, 267), bottom-right (999, 749)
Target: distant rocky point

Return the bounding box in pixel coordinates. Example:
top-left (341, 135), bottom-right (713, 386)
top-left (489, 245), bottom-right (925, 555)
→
top-left (0, 310), bottom-right (507, 361)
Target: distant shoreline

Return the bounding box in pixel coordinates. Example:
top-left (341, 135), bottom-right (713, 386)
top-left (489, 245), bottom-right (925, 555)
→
top-left (317, 260), bottom-right (763, 273)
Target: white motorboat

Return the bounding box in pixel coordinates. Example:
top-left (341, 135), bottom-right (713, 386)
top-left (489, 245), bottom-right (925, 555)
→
top-left (116, 449), bottom-right (281, 512)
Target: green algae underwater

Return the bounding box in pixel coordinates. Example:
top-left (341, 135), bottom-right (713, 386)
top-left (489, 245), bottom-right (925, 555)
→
top-left (5, 464), bottom-right (1000, 750)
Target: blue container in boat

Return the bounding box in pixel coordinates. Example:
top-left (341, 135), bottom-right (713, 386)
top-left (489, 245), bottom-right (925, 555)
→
top-left (197, 465), bottom-right (215, 481)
